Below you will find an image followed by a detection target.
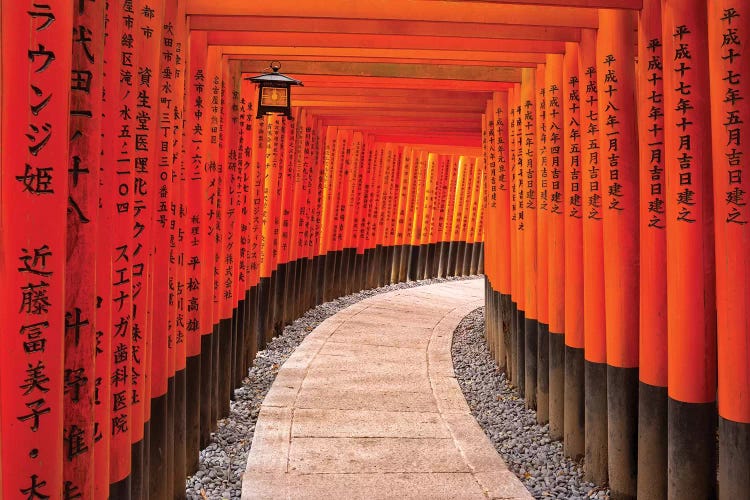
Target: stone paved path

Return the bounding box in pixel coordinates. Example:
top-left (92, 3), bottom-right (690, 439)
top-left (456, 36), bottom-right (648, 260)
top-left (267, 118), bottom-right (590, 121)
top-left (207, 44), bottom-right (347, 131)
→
top-left (242, 279), bottom-right (533, 500)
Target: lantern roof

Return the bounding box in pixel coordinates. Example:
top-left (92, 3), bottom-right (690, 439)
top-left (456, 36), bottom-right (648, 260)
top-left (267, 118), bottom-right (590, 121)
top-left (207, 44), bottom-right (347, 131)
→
top-left (247, 62), bottom-right (303, 86)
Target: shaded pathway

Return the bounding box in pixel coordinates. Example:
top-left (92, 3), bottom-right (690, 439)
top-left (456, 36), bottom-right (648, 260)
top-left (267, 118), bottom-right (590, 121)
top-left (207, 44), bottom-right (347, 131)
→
top-left (242, 279), bottom-right (532, 499)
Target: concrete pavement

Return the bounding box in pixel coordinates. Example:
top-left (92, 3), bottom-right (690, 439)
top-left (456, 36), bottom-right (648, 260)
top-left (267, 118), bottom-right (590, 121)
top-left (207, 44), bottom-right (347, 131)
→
top-left (242, 279), bottom-right (533, 500)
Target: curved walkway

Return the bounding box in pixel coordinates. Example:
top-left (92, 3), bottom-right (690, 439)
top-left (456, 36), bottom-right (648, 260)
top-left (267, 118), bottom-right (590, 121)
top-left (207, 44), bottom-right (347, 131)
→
top-left (241, 279), bottom-right (533, 500)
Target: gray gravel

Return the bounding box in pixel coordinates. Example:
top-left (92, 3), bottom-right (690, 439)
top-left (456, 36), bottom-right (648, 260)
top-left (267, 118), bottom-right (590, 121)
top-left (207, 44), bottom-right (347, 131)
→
top-left (451, 307), bottom-right (611, 500)
top-left (185, 275), bottom-right (478, 500)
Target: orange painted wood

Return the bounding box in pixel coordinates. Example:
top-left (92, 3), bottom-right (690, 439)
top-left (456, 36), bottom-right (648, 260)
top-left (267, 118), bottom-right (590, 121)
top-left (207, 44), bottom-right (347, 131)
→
top-left (106, 0), bottom-right (139, 482)
top-left (546, 54), bottom-right (565, 337)
top-left (637, 0), bottom-right (667, 388)
top-left (494, 93), bottom-right (512, 295)
top-left (131, 0), bottom-right (162, 427)
top-left (191, 15), bottom-right (583, 42)
top-left (536, 63), bottom-right (549, 326)
top-left (317, 126), bottom-right (337, 256)
top-left (410, 152), bottom-right (428, 246)
top-left (210, 32), bottom-right (566, 54)
top-left (521, 68), bottom-right (538, 321)
top-left (662, 0), bottom-right (717, 403)
top-left (579, 28), bottom-right (606, 363)
top-left (1, 1), bottom-right (73, 498)
top-left (708, 0), bottom-right (749, 423)
top-left (597, 9), bottom-right (639, 369)
top-left (64, 1), bottom-right (105, 496)
top-left (186, 0), bottom-right (599, 29)
top-left (508, 88), bottom-right (519, 307)
top-left (95, 0), bottom-right (123, 493)
top-left (563, 42), bottom-right (583, 348)
top-left (170, 0), bottom-right (189, 376)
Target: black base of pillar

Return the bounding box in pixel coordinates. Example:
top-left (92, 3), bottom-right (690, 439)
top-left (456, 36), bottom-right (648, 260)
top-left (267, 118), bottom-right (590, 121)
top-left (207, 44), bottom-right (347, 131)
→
top-left (174, 368), bottom-right (187, 499)
top-left (516, 308), bottom-right (526, 398)
top-left (637, 381), bottom-right (667, 500)
top-left (109, 475), bottom-right (131, 499)
top-left (218, 317), bottom-right (232, 418)
top-left (564, 345), bottom-right (585, 459)
top-left (524, 317), bottom-right (538, 410)
top-left (607, 365), bottom-right (639, 500)
top-left (199, 333), bottom-right (212, 448)
top-left (537, 321), bottom-right (550, 424)
top-left (131, 438), bottom-right (145, 500)
top-left (585, 360), bottom-right (608, 485)
top-left (186, 354), bottom-right (201, 474)
top-left (719, 417), bottom-right (750, 500)
top-left (148, 392), bottom-right (168, 499)
top-left (548, 332), bottom-right (565, 441)
top-left (668, 398), bottom-right (717, 500)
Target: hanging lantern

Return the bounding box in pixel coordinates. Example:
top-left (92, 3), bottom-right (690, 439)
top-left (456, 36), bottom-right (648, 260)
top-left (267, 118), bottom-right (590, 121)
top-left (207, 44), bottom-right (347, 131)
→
top-left (247, 61), bottom-right (303, 119)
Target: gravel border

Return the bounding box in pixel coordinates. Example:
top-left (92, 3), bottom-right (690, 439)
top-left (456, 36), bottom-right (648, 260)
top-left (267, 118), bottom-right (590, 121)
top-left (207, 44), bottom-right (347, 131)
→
top-left (185, 275), bottom-right (480, 500)
top-left (451, 307), bottom-right (611, 500)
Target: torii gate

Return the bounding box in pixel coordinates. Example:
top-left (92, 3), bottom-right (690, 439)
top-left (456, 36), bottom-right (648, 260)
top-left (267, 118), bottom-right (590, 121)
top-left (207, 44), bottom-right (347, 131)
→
top-left (0, 1), bottom-right (747, 499)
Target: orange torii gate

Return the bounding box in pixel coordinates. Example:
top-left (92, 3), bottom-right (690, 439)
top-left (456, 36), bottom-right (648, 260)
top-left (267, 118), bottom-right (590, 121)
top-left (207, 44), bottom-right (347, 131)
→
top-left (1, 1), bottom-right (749, 499)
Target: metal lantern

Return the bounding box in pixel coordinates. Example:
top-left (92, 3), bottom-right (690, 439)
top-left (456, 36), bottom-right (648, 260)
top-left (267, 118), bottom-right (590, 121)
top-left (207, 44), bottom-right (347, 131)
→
top-left (247, 61), bottom-right (303, 119)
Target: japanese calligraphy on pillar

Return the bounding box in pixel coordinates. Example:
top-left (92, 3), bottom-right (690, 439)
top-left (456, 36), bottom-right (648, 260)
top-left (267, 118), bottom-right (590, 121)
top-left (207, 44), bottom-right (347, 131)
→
top-left (709, 0), bottom-right (750, 428)
top-left (712, 6), bottom-right (746, 226)
top-left (583, 64), bottom-right (600, 221)
top-left (65, 0), bottom-right (105, 497)
top-left (669, 23), bottom-right (700, 225)
top-left (1, 2), bottom-right (73, 498)
top-left (643, 36), bottom-right (666, 229)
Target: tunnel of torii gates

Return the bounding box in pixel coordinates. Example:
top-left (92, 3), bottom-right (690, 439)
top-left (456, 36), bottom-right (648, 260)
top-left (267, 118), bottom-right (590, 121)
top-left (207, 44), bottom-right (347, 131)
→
top-left (1, 0), bottom-right (750, 499)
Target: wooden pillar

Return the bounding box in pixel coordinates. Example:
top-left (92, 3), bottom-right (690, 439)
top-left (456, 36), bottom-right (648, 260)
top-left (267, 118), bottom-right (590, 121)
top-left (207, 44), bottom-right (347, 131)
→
top-left (545, 52), bottom-right (566, 443)
top-left (495, 93), bottom-right (512, 375)
top-left (65, 1), bottom-right (105, 498)
top-left (562, 40), bottom-right (585, 459)
top-left (597, 10), bottom-right (640, 499)
top-left (513, 82), bottom-right (527, 397)
top-left (536, 62), bottom-right (550, 424)
top-left (636, 1), bottom-right (668, 498)
top-left (580, 27), bottom-right (608, 485)
top-left (521, 68), bottom-right (538, 410)
top-left (133, 1), bottom-right (164, 496)
top-left (662, 1), bottom-right (718, 498)
top-left (508, 89), bottom-right (519, 386)
top-left (1, 2), bottom-right (72, 499)
top-left (707, 3), bottom-right (750, 497)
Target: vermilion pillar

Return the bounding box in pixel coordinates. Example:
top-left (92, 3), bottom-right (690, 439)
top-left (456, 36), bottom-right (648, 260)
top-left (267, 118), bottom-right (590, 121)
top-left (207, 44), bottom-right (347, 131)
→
top-left (508, 89), bottom-right (519, 385)
top-left (597, 10), bottom-right (640, 499)
top-left (513, 83), bottom-right (527, 397)
top-left (495, 93), bottom-right (512, 375)
top-left (663, 1), bottom-right (718, 498)
top-left (65, 2), bottom-right (104, 498)
top-left (535, 63), bottom-right (550, 424)
top-left (108, 0), bottom-right (138, 493)
top-left (579, 27), bottom-right (608, 485)
top-left (185, 28), bottom-right (209, 466)
top-left (562, 40), bottom-right (584, 459)
top-left (708, 3), bottom-right (750, 497)
top-left (134, 2), bottom-right (163, 496)
top-left (636, 1), bottom-right (668, 498)
top-left (1, 2), bottom-right (72, 499)
top-left (521, 68), bottom-right (538, 410)
top-left (545, 53), bottom-right (566, 443)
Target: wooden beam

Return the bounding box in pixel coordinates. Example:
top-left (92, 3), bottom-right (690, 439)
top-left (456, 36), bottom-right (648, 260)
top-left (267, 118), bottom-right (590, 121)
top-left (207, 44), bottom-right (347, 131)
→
top-left (218, 46), bottom-right (548, 64)
top-left (237, 60), bottom-right (522, 82)
top-left (186, 0), bottom-right (599, 28)
top-left (189, 16), bottom-right (582, 42)
top-left (208, 32), bottom-right (566, 54)
top-left (247, 75), bottom-right (513, 91)
top-left (225, 54), bottom-right (537, 67)
top-left (293, 88), bottom-right (495, 99)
